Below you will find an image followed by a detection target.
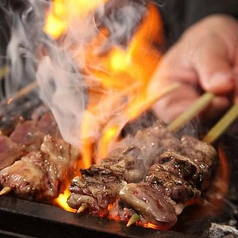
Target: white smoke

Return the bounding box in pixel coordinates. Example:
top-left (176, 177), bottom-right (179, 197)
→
top-left (2, 0), bottom-right (47, 97)
top-left (36, 56), bottom-right (86, 148)
top-left (2, 0), bottom-right (149, 149)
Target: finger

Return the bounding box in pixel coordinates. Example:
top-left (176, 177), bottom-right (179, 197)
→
top-left (151, 84), bottom-right (199, 123)
top-left (148, 47), bottom-right (197, 96)
top-left (192, 46), bottom-right (235, 94)
top-left (233, 49), bottom-right (238, 103)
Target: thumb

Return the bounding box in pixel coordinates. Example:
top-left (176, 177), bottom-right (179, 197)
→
top-left (194, 53), bottom-right (235, 94)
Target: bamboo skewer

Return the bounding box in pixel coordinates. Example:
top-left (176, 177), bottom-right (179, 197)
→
top-left (203, 103), bottom-right (238, 144)
top-left (126, 93), bottom-right (234, 227)
top-left (4, 81), bottom-right (39, 105)
top-left (0, 65), bottom-right (9, 81)
top-left (77, 203), bottom-right (88, 213)
top-left (125, 82), bottom-right (181, 121)
top-left (167, 92), bottom-right (214, 132)
top-left (165, 90), bottom-right (238, 144)
top-left (0, 187), bottom-right (11, 196)
top-left (126, 213), bottom-right (140, 227)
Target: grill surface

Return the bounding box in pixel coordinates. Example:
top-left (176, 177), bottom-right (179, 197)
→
top-left (0, 195), bottom-right (198, 238)
top-left (0, 117), bottom-right (238, 238)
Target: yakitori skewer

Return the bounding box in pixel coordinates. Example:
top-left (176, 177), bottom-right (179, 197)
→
top-left (127, 95), bottom-right (238, 227)
top-left (125, 82), bottom-right (181, 121)
top-left (0, 65), bottom-right (9, 81)
top-left (0, 186), bottom-right (11, 196)
top-left (126, 92), bottom-right (215, 227)
top-left (3, 81), bottom-right (38, 105)
top-left (126, 214), bottom-right (140, 227)
top-left (167, 92), bottom-right (214, 132)
top-left (165, 91), bottom-right (238, 144)
top-left (203, 103), bottom-right (238, 144)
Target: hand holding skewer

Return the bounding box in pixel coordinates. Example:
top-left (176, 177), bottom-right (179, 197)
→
top-left (148, 15), bottom-right (238, 125)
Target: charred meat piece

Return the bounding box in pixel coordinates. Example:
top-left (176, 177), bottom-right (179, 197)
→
top-left (0, 135), bottom-right (80, 201)
top-left (68, 145), bottom-right (144, 216)
top-left (9, 111), bottom-right (62, 153)
top-left (36, 111), bottom-right (62, 138)
top-left (113, 139), bottom-right (217, 228)
top-left (0, 109), bottom-right (63, 174)
top-left (68, 169), bottom-right (123, 216)
top-left (119, 182), bottom-right (178, 228)
top-left (0, 150), bottom-right (48, 200)
top-left (0, 136), bottom-right (22, 170)
top-left (107, 119), bottom-right (181, 172)
top-left (68, 119), bottom-right (217, 228)
top-left (67, 120), bottom-right (181, 216)
top-left (10, 121), bottom-right (45, 153)
top-left (179, 135), bottom-right (218, 190)
top-left (41, 135), bottom-right (79, 195)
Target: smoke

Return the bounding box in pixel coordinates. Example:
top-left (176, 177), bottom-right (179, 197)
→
top-left (0, 0), bottom-right (48, 98)
top-left (2, 0), bottom-right (150, 150)
top-left (94, 0), bottom-right (148, 53)
top-left (36, 56), bottom-right (86, 148)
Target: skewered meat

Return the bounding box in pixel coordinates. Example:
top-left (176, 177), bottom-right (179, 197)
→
top-left (0, 134), bottom-right (80, 201)
top-left (68, 145), bottom-right (145, 216)
top-left (0, 108), bottom-right (80, 201)
top-left (119, 182), bottom-right (178, 228)
top-left (9, 111), bottom-right (61, 153)
top-left (10, 121), bottom-right (45, 153)
top-left (67, 120), bottom-right (180, 214)
top-left (0, 110), bottom-right (62, 172)
top-left (0, 136), bottom-right (22, 170)
top-left (112, 138), bottom-right (217, 228)
top-left (67, 120), bottom-right (217, 229)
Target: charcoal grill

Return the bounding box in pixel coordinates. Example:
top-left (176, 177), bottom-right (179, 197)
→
top-left (0, 195), bottom-right (199, 238)
top-left (0, 122), bottom-right (237, 238)
top-left (0, 1), bottom-right (238, 237)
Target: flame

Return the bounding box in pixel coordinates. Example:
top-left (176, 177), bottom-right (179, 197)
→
top-left (80, 3), bottom-right (163, 161)
top-left (44, 0), bottom-right (163, 210)
top-left (54, 189), bottom-right (75, 212)
top-left (44, 0), bottom-right (107, 39)
top-left (203, 142), bottom-right (230, 213)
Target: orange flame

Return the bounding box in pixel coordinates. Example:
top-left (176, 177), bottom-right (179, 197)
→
top-left (81, 3), bottom-right (163, 161)
top-left (54, 189), bottom-right (75, 212)
top-left (44, 0), bottom-right (108, 39)
top-left (44, 0), bottom-right (164, 210)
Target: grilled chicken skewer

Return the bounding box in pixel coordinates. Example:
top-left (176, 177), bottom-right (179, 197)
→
top-left (68, 119), bottom-right (179, 215)
top-left (67, 119), bottom-right (217, 228)
top-left (114, 136), bottom-right (217, 228)
top-left (0, 110), bottom-right (80, 201)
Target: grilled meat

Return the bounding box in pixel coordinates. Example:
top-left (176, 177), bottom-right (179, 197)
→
top-left (0, 136), bottom-right (22, 170)
top-left (68, 120), bottom-right (217, 228)
top-left (0, 134), bottom-right (80, 201)
top-left (0, 110), bottom-right (63, 172)
top-left (113, 138), bottom-right (217, 228)
top-left (10, 121), bottom-right (45, 153)
top-left (0, 109), bottom-right (80, 201)
top-left (68, 145), bottom-right (145, 216)
top-left (67, 120), bottom-right (180, 215)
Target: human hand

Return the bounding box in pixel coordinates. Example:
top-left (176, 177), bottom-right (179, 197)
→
top-left (148, 14), bottom-right (238, 123)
